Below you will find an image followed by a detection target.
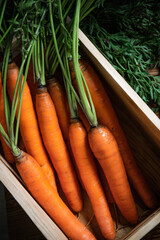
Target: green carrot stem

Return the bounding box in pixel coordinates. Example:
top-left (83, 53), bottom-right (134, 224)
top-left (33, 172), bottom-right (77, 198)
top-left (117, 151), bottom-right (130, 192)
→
top-left (63, 51), bottom-right (78, 119)
top-left (80, 0), bottom-right (95, 21)
top-left (41, 39), bottom-right (45, 85)
top-left (81, 0), bottom-right (86, 8)
top-left (57, 0), bottom-right (64, 26)
top-left (49, 1), bottom-right (71, 83)
top-left (2, 40), bottom-right (11, 131)
top-left (42, 26), bottom-right (46, 50)
top-left (49, 1), bottom-right (82, 110)
top-left (49, 34), bottom-right (64, 70)
top-left (32, 38), bottom-right (38, 79)
top-left (46, 0), bottom-right (75, 77)
top-left (80, 70), bottom-right (97, 120)
top-left (45, 39), bottom-right (53, 71)
top-left (0, 123), bottom-right (20, 158)
top-left (0, 0), bottom-right (7, 32)
top-left (37, 36), bottom-right (41, 76)
top-left (72, 0), bottom-right (97, 127)
top-left (49, 47), bottom-right (65, 76)
top-left (0, 122), bottom-right (19, 158)
top-left (80, 6), bottom-right (95, 22)
top-left (33, 33), bottom-right (46, 86)
top-left (0, 13), bottom-right (19, 45)
top-left (0, 124), bottom-right (11, 149)
top-left (57, 0), bottom-right (78, 119)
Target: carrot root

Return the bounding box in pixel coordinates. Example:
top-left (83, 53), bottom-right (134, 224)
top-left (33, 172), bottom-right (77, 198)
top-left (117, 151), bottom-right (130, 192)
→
top-left (36, 86), bottom-right (83, 212)
top-left (88, 125), bottom-right (138, 225)
top-left (15, 151), bottom-right (96, 240)
top-left (6, 62), bottom-right (57, 191)
top-left (69, 119), bottom-right (115, 239)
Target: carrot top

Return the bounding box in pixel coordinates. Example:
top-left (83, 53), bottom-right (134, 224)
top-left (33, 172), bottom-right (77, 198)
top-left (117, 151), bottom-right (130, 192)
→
top-left (71, 0), bottom-right (98, 126)
top-left (0, 6), bottom-right (46, 157)
top-left (49, 0), bottom-right (98, 123)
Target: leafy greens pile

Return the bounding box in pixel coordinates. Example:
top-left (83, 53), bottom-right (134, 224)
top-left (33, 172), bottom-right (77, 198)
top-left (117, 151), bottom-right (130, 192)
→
top-left (80, 0), bottom-right (160, 115)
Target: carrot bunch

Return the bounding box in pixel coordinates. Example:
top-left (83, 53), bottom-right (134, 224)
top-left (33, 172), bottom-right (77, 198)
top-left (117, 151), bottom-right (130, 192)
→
top-left (0, 4), bottom-right (96, 240)
top-left (48, 0), bottom-right (137, 239)
top-left (32, 32), bottom-right (82, 212)
top-left (70, 3), bottom-right (139, 229)
top-left (61, 0), bottom-right (157, 234)
top-left (74, 58), bottom-right (158, 210)
top-left (0, 1), bottom-right (158, 240)
top-left (49, 2), bottom-right (116, 239)
top-left (0, 14), bottom-right (97, 240)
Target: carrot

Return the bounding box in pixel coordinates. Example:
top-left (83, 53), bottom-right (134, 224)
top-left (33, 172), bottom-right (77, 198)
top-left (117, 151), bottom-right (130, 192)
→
top-left (70, 59), bottom-right (158, 209)
top-left (47, 77), bottom-right (70, 143)
top-left (47, 77), bottom-right (74, 150)
top-left (69, 119), bottom-right (115, 240)
top-left (26, 59), bottom-right (36, 106)
top-left (97, 164), bottom-right (119, 230)
top-left (46, 77), bottom-right (85, 187)
top-left (36, 86), bottom-right (83, 212)
top-left (6, 62), bottom-right (57, 191)
top-left (15, 151), bottom-right (96, 240)
top-left (98, 165), bottom-right (114, 204)
top-left (0, 73), bottom-right (14, 164)
top-left (78, 106), bottom-right (90, 132)
top-left (88, 125), bottom-right (138, 225)
top-left (19, 137), bottom-right (26, 152)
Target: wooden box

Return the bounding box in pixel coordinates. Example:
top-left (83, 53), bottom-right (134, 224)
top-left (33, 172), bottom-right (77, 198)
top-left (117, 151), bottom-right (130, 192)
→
top-left (0, 29), bottom-right (160, 240)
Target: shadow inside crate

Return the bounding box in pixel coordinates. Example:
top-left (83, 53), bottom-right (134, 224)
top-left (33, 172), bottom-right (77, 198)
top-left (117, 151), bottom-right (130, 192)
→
top-left (0, 181), bottom-right (9, 240)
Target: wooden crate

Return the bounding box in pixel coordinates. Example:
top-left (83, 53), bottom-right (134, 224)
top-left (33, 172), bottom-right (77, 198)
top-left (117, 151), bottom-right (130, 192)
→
top-left (0, 29), bottom-right (160, 240)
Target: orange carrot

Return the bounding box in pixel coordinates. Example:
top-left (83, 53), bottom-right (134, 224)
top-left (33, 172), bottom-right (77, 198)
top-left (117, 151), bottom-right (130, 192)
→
top-left (26, 59), bottom-right (36, 106)
top-left (78, 106), bottom-right (90, 132)
top-left (88, 125), bottom-right (138, 225)
top-left (6, 62), bottom-right (57, 191)
top-left (19, 137), bottom-right (26, 152)
top-left (0, 73), bottom-right (14, 164)
top-left (47, 77), bottom-right (85, 188)
top-left (97, 163), bottom-right (119, 230)
top-left (70, 59), bottom-right (158, 209)
top-left (98, 165), bottom-right (114, 204)
top-left (69, 119), bottom-right (115, 239)
top-left (47, 77), bottom-right (70, 143)
top-left (36, 86), bottom-right (83, 212)
top-left (15, 151), bottom-right (96, 240)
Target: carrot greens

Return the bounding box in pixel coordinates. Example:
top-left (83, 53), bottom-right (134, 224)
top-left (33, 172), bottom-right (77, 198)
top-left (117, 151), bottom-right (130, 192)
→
top-left (48, 0), bottom-right (99, 125)
top-left (80, 0), bottom-right (160, 114)
top-left (72, 0), bottom-right (97, 126)
top-left (0, 2), bottom-right (46, 156)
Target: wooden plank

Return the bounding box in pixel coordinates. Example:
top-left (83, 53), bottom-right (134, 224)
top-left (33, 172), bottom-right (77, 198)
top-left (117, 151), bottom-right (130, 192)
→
top-left (0, 155), bottom-right (67, 240)
top-left (122, 208), bottom-right (160, 240)
top-left (78, 29), bottom-right (160, 148)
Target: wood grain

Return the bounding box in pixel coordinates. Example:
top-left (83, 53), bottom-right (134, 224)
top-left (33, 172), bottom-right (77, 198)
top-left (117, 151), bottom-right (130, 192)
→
top-left (122, 208), bottom-right (160, 240)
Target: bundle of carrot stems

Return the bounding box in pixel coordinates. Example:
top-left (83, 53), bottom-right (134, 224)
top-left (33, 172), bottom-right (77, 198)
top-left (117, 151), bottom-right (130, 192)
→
top-left (0, 1), bottom-right (158, 240)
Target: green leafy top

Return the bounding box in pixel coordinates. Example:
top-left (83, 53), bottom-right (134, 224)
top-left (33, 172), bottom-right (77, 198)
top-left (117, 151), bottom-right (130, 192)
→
top-left (81, 0), bottom-right (160, 114)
